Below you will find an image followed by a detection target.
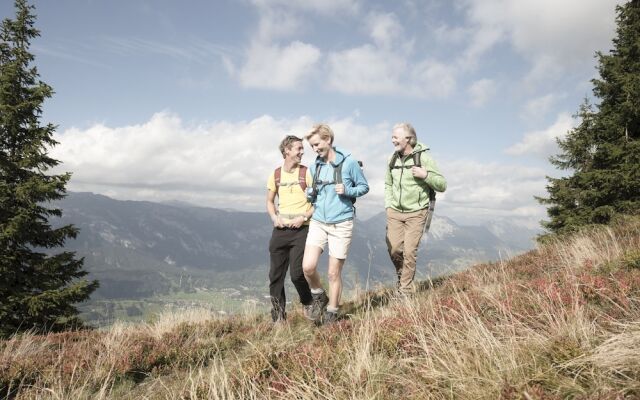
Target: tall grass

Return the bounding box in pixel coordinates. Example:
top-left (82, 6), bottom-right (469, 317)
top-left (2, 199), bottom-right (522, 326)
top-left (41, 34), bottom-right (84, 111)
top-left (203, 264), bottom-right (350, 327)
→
top-left (2, 217), bottom-right (640, 399)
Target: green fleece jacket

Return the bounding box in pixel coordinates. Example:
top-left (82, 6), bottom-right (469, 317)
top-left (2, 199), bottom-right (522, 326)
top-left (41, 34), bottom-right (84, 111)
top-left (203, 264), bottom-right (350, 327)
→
top-left (384, 142), bottom-right (447, 212)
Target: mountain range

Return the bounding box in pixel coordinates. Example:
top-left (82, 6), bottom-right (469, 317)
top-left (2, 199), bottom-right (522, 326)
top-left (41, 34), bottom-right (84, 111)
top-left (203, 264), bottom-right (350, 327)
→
top-left (53, 192), bottom-right (540, 319)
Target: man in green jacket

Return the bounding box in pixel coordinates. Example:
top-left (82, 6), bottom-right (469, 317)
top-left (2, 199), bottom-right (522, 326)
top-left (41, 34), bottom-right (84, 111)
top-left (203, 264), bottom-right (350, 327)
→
top-left (384, 123), bottom-right (447, 295)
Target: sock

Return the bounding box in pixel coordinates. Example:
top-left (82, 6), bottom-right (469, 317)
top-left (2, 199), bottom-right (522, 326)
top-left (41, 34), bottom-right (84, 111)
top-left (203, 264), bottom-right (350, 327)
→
top-left (326, 306), bottom-right (338, 313)
top-left (311, 288), bottom-right (325, 294)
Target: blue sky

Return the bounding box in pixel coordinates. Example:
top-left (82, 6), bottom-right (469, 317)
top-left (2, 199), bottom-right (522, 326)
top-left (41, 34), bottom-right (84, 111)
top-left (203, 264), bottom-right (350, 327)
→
top-left (1, 0), bottom-right (626, 226)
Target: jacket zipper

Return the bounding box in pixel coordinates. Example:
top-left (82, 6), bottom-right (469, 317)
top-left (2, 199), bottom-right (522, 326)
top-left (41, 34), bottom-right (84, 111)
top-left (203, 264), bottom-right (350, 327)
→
top-left (321, 164), bottom-right (327, 222)
top-left (320, 163), bottom-right (330, 222)
top-left (398, 160), bottom-right (404, 211)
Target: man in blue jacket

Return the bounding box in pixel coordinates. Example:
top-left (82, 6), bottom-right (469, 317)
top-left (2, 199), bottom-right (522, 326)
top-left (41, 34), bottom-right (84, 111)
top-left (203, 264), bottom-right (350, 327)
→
top-left (302, 124), bottom-right (369, 325)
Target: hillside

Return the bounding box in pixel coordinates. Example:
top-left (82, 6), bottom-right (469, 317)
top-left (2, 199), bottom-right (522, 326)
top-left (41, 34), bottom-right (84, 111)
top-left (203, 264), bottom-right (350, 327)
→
top-left (3, 217), bottom-right (638, 399)
top-left (54, 192), bottom-right (538, 322)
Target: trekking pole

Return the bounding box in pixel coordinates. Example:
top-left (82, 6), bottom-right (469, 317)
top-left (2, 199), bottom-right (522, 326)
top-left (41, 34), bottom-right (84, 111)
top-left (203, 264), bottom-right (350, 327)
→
top-left (422, 190), bottom-right (436, 284)
top-left (424, 190), bottom-right (436, 234)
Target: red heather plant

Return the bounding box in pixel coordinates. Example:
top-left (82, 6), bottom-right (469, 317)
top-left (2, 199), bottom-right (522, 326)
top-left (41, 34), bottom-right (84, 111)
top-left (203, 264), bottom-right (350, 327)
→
top-left (2, 216), bottom-right (640, 399)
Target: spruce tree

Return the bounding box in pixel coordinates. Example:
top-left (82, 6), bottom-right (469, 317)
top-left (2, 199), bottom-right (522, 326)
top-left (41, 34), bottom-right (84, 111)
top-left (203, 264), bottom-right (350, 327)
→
top-left (0, 0), bottom-right (98, 338)
top-left (538, 0), bottom-right (640, 237)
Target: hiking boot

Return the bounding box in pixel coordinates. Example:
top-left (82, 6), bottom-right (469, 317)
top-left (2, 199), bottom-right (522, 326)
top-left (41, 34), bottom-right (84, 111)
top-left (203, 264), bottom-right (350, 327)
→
top-left (303, 304), bottom-right (314, 321)
top-left (390, 289), bottom-right (413, 302)
top-left (271, 308), bottom-right (286, 323)
top-left (322, 310), bottom-right (339, 325)
top-left (310, 291), bottom-right (329, 321)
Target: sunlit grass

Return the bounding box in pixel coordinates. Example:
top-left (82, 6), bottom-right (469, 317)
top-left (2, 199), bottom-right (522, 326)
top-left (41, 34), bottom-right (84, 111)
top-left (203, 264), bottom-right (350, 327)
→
top-left (3, 216), bottom-right (640, 399)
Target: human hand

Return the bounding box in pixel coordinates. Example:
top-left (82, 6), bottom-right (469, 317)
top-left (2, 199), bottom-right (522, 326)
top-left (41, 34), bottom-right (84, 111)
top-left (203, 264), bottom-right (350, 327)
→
top-left (288, 216), bottom-right (305, 229)
top-left (273, 215), bottom-right (285, 228)
top-left (335, 183), bottom-right (345, 195)
top-left (411, 166), bottom-right (428, 179)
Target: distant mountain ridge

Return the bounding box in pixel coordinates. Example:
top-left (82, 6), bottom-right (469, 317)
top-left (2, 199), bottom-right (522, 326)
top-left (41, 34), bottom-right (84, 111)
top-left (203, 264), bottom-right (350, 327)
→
top-left (55, 192), bottom-right (539, 302)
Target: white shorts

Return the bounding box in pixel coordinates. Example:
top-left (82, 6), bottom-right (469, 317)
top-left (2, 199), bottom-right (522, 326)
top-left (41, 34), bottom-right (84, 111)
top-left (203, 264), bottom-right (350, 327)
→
top-left (305, 219), bottom-right (354, 260)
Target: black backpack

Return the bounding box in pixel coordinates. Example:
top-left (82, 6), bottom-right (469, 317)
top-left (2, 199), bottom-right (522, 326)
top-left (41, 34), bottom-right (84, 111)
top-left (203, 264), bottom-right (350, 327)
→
top-left (310, 160), bottom-right (363, 204)
top-left (388, 151), bottom-right (436, 231)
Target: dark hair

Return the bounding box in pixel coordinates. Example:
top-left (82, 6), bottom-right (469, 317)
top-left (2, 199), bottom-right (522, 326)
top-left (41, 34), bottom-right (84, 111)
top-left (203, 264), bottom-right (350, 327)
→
top-left (279, 135), bottom-right (303, 158)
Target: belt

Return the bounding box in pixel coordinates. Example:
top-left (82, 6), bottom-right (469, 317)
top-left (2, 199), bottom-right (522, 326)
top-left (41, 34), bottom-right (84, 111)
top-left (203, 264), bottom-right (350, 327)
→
top-left (278, 213), bottom-right (305, 219)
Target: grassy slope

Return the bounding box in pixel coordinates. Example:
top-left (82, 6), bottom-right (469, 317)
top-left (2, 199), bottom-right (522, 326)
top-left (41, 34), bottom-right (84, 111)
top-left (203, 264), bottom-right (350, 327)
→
top-left (2, 217), bottom-right (640, 399)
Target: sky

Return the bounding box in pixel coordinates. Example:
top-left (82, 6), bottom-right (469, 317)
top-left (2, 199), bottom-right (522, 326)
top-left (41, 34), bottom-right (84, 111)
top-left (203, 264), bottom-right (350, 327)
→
top-left (1, 0), bottom-right (627, 227)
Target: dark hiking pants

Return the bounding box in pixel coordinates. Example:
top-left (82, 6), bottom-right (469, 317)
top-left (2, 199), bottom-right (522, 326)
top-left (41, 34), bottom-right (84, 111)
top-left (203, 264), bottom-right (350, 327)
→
top-left (269, 225), bottom-right (312, 320)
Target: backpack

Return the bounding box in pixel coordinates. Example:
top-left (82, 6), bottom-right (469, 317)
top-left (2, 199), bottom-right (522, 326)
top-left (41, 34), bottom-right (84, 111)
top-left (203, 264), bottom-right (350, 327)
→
top-left (389, 151), bottom-right (436, 231)
top-left (310, 160), bottom-right (363, 204)
top-left (389, 151), bottom-right (422, 171)
top-left (274, 165), bottom-right (307, 195)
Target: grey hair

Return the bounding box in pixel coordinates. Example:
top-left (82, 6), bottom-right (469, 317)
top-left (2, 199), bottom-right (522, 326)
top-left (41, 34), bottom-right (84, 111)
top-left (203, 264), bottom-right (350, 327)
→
top-left (393, 123), bottom-right (417, 146)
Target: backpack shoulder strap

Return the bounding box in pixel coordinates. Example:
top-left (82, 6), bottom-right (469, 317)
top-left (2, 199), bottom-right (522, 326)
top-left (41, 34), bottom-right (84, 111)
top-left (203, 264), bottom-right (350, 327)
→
top-left (311, 163), bottom-right (322, 194)
top-left (413, 150), bottom-right (436, 201)
top-left (298, 165), bottom-right (307, 191)
top-left (389, 152), bottom-right (400, 170)
top-left (389, 151), bottom-right (424, 170)
top-left (274, 167), bottom-right (282, 194)
top-left (412, 152), bottom-right (421, 168)
top-left (334, 162), bottom-right (343, 185)
top-left (334, 159), bottom-right (358, 205)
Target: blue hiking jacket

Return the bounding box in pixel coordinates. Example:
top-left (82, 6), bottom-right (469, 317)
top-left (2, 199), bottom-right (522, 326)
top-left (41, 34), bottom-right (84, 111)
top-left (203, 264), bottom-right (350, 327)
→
top-left (309, 147), bottom-right (369, 223)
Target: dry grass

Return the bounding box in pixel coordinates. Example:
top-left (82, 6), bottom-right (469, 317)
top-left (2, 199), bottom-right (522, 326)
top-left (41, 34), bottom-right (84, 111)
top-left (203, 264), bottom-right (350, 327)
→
top-left (2, 216), bottom-right (640, 399)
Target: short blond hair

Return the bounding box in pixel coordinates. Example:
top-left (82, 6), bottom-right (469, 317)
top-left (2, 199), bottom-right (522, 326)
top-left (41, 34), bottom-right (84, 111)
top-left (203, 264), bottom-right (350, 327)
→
top-left (305, 124), bottom-right (334, 144)
top-left (393, 122), bottom-right (417, 146)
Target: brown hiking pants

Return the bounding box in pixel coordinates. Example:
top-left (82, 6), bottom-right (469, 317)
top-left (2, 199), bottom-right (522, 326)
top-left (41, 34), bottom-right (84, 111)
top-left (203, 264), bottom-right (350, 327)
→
top-left (385, 207), bottom-right (429, 293)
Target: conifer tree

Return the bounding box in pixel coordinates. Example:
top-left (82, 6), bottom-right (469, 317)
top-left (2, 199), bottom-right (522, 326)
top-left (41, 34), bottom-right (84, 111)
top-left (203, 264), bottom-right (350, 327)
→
top-left (0, 0), bottom-right (98, 338)
top-left (538, 0), bottom-right (640, 236)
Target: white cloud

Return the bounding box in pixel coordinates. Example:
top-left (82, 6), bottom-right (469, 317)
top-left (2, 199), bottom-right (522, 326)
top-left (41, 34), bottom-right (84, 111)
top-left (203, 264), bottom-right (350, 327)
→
top-left (324, 0), bottom-right (619, 98)
top-left (438, 159), bottom-right (548, 224)
top-left (505, 112), bottom-right (575, 158)
top-left (248, 0), bottom-right (360, 44)
top-left (467, 78), bottom-right (497, 107)
top-left (51, 112), bottom-right (551, 224)
top-left (103, 37), bottom-right (233, 64)
top-left (326, 45), bottom-right (405, 95)
top-left (229, 2), bottom-right (326, 90)
top-left (433, 24), bottom-right (470, 46)
top-left (236, 1), bottom-right (458, 98)
top-left (457, 26), bottom-right (504, 71)
top-left (505, 0), bottom-right (621, 62)
top-left (520, 56), bottom-right (566, 91)
top-left (224, 0), bottom-right (623, 99)
top-left (251, 0), bottom-right (360, 15)
top-left (366, 12), bottom-right (404, 49)
top-left (411, 60), bottom-right (457, 98)
top-left (33, 44), bottom-right (111, 69)
top-left (255, 9), bottom-right (304, 42)
top-left (326, 45), bottom-right (455, 98)
top-left (237, 41), bottom-right (321, 90)
top-left (462, 0), bottom-right (624, 82)
top-left (322, 7), bottom-right (458, 98)
top-left (50, 113), bottom-right (388, 213)
top-left (520, 93), bottom-right (565, 121)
